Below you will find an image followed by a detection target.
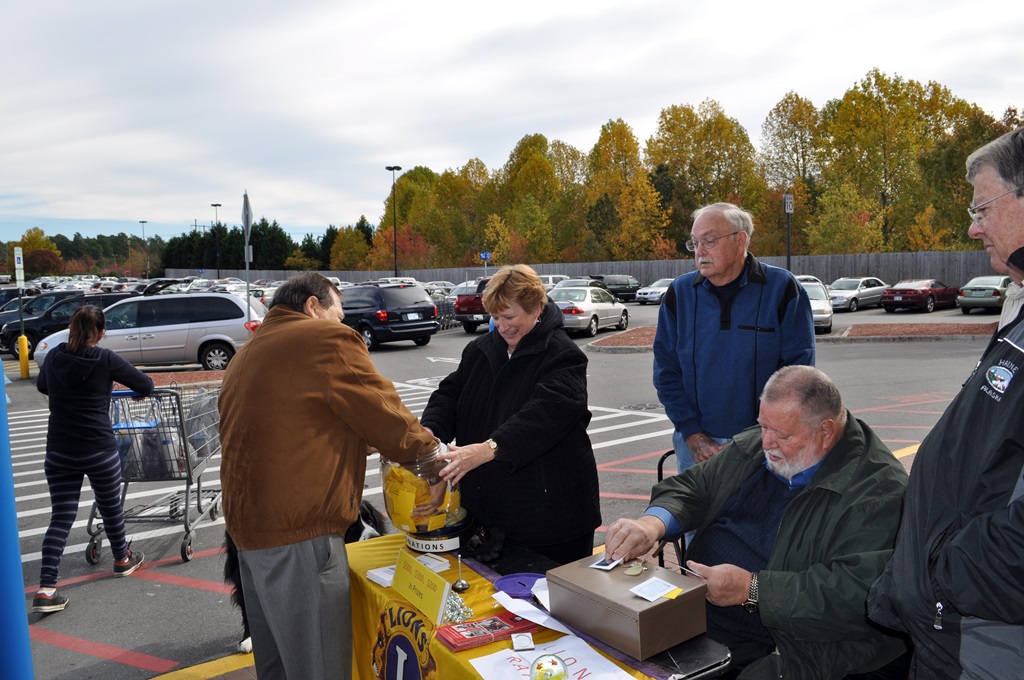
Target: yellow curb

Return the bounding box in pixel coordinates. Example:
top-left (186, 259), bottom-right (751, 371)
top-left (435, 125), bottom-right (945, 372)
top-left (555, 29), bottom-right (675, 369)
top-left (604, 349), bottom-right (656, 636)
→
top-left (893, 444), bottom-right (919, 459)
top-left (153, 653), bottom-right (253, 679)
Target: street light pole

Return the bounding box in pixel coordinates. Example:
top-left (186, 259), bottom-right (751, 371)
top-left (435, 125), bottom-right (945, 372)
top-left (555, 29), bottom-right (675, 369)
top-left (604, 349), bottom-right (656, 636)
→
top-left (211, 204), bottom-right (222, 278)
top-left (138, 220), bottom-right (148, 279)
top-left (385, 166), bottom-right (401, 277)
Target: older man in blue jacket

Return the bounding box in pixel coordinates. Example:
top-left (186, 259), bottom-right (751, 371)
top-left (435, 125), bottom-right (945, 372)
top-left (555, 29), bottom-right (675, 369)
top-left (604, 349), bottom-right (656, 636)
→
top-left (654, 202), bottom-right (815, 473)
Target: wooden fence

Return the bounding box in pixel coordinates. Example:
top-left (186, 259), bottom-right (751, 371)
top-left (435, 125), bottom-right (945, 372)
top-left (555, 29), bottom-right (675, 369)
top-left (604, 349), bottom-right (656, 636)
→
top-left (169, 250), bottom-right (994, 290)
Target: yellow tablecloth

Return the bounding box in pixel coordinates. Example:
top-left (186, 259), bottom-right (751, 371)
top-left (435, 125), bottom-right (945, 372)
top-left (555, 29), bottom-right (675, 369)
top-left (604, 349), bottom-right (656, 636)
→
top-left (347, 533), bottom-right (654, 680)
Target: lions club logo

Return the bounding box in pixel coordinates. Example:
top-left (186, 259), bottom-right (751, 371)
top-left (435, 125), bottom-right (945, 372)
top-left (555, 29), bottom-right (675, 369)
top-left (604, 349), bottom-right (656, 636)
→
top-left (372, 601), bottom-right (437, 680)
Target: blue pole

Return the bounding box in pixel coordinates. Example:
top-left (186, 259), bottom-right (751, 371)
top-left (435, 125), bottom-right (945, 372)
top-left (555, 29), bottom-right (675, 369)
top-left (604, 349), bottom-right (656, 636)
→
top-left (0, 379), bottom-right (36, 677)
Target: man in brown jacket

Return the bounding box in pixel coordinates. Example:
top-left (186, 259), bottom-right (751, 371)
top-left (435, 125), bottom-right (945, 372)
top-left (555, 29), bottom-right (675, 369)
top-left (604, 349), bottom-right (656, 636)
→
top-left (220, 272), bottom-right (442, 680)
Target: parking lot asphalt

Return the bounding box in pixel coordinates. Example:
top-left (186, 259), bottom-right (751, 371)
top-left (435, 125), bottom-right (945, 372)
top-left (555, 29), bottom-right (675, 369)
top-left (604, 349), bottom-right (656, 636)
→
top-left (6, 313), bottom-right (996, 679)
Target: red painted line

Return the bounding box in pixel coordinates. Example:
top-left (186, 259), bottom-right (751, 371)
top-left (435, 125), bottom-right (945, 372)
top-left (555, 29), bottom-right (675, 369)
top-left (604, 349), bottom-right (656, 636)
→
top-left (599, 492), bottom-right (650, 500)
top-left (596, 449), bottom-right (673, 472)
top-left (24, 546), bottom-right (225, 594)
top-left (133, 569), bottom-right (233, 594)
top-left (30, 626), bottom-right (179, 673)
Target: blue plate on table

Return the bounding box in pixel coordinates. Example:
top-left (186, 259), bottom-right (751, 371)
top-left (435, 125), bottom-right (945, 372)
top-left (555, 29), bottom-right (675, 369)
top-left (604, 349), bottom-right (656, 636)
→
top-left (494, 572), bottom-right (543, 598)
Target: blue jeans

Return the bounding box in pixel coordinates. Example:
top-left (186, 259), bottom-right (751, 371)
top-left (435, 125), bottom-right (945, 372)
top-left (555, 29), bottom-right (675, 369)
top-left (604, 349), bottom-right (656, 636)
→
top-left (672, 430), bottom-right (730, 474)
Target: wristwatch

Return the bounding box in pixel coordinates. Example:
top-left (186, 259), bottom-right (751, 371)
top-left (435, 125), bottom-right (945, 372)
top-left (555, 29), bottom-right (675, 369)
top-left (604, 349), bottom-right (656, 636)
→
top-left (742, 572), bottom-right (759, 613)
top-left (485, 438), bottom-right (499, 456)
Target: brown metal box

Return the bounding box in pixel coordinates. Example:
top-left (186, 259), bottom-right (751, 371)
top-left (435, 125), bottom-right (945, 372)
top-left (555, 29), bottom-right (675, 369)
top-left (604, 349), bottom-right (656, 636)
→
top-left (547, 555), bottom-right (707, 660)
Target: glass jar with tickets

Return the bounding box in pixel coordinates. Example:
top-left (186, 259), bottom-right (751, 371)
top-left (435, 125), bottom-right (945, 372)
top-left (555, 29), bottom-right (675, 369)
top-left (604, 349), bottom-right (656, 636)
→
top-left (380, 442), bottom-right (470, 552)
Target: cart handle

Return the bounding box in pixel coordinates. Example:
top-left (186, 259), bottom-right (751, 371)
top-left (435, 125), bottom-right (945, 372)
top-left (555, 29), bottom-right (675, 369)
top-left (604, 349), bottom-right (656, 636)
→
top-left (112, 389), bottom-right (142, 398)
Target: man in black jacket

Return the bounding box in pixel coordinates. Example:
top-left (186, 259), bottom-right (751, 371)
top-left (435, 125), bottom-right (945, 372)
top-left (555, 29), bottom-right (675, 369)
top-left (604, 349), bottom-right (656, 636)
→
top-left (868, 127), bottom-right (1024, 678)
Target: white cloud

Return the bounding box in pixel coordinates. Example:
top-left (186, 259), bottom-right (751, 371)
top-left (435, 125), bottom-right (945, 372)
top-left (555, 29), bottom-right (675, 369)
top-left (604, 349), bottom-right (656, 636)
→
top-left (1, 0), bottom-right (1021, 243)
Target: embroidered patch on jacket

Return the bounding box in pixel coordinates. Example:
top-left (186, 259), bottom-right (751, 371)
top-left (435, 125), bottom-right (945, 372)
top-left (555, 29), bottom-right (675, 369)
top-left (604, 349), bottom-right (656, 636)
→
top-left (985, 366), bottom-right (1013, 394)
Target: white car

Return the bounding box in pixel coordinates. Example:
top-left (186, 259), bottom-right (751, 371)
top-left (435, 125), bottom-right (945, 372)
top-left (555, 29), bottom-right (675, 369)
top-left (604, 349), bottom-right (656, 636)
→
top-left (538, 274), bottom-right (570, 291)
top-left (636, 278), bottom-right (674, 305)
top-left (800, 280), bottom-right (833, 334)
top-left (549, 287), bottom-right (629, 337)
top-left (36, 293), bottom-right (265, 371)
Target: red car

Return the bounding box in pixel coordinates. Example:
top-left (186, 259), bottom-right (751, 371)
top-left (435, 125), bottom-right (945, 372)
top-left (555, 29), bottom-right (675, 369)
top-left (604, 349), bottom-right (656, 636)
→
top-left (881, 279), bottom-right (959, 313)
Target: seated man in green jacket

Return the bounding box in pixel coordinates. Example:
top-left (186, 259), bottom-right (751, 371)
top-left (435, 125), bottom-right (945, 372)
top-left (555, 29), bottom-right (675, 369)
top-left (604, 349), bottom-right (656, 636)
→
top-left (606, 365), bottom-right (908, 680)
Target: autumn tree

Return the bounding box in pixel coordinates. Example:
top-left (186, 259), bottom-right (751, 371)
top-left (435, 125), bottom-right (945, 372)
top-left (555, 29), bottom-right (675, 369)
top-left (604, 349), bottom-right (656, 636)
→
top-left (760, 91), bottom-right (823, 190)
top-left (905, 206), bottom-right (954, 252)
top-left (7, 227), bottom-right (59, 271)
top-left (645, 100), bottom-right (766, 251)
top-left (805, 181), bottom-right (883, 255)
top-left (587, 119), bottom-right (642, 208)
top-left (547, 140), bottom-right (589, 261)
top-left (821, 68), bottom-right (975, 250)
top-left (329, 226), bottom-right (371, 270)
top-left (25, 249), bottom-right (63, 277)
top-left (283, 250), bottom-right (320, 271)
top-left (608, 175), bottom-right (670, 260)
top-left (366, 224), bottom-right (432, 272)
top-left (917, 106), bottom-right (1009, 249)
top-left (484, 213), bottom-right (528, 265)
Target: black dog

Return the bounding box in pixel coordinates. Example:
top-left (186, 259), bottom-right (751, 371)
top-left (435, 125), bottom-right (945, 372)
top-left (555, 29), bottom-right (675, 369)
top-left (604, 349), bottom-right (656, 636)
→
top-left (223, 499), bottom-right (387, 653)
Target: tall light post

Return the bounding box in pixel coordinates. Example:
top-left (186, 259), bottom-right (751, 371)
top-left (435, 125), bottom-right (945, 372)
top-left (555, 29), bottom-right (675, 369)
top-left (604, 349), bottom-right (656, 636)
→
top-left (211, 203), bottom-right (222, 277)
top-left (385, 166), bottom-right (401, 277)
top-left (138, 220), bottom-right (148, 279)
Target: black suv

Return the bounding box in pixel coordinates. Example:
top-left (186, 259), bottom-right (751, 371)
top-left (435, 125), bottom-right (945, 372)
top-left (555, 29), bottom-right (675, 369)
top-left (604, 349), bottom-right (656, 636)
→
top-left (341, 284), bottom-right (439, 350)
top-left (0, 285), bottom-right (39, 308)
top-left (600, 274), bottom-right (642, 301)
top-left (0, 290), bottom-right (87, 353)
top-left (3, 292), bottom-right (140, 359)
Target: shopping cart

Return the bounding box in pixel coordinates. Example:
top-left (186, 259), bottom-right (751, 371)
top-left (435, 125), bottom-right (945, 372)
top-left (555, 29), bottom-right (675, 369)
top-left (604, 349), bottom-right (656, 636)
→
top-left (85, 384), bottom-right (223, 563)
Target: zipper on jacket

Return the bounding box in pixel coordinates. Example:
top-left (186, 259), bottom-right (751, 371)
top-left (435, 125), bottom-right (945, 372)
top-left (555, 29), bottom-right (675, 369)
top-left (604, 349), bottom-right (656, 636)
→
top-left (932, 601), bottom-right (943, 630)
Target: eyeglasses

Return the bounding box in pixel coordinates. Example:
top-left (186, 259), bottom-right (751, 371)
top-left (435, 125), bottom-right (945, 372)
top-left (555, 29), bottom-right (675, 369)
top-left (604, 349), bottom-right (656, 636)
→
top-left (685, 230), bottom-right (741, 252)
top-left (968, 186), bottom-right (1023, 223)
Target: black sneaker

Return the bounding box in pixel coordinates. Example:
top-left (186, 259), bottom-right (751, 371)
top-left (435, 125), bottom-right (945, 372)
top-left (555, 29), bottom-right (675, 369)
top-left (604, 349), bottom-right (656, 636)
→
top-left (114, 549), bottom-right (145, 577)
top-left (32, 590), bottom-right (69, 613)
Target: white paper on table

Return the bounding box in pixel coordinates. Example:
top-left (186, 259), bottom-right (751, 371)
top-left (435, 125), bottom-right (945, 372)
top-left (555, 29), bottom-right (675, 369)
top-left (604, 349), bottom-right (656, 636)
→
top-left (531, 577), bottom-right (551, 610)
top-left (629, 576), bottom-right (677, 602)
top-left (492, 590), bottom-right (572, 634)
top-left (415, 553), bottom-right (450, 573)
top-left (470, 634), bottom-right (634, 680)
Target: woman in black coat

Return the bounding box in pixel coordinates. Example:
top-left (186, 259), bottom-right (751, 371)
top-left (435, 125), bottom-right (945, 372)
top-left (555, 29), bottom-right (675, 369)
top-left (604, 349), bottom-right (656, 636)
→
top-left (420, 265), bottom-right (601, 565)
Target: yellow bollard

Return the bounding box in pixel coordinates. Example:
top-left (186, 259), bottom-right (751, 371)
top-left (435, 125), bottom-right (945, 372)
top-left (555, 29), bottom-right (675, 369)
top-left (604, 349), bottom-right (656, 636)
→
top-left (18, 336), bottom-right (29, 379)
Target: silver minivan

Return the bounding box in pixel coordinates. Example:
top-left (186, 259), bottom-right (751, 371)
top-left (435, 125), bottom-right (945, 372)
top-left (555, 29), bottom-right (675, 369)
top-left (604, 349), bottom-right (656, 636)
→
top-left (35, 293), bottom-right (265, 371)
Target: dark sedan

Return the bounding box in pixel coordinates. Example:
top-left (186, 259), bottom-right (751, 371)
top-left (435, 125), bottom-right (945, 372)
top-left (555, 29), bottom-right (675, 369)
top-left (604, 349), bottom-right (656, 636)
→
top-left (881, 279), bottom-right (959, 313)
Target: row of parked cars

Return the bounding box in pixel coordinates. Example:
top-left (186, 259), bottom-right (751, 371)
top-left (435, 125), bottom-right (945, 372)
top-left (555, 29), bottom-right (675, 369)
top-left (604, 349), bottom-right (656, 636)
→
top-left (0, 280), bottom-right (266, 371)
top-left (818, 276), bottom-right (1013, 314)
top-left (794, 274), bottom-right (1016, 335)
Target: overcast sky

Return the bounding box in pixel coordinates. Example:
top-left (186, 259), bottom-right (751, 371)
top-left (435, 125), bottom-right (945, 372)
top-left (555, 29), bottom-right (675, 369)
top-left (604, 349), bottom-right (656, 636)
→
top-left (2, 0), bottom-right (1021, 245)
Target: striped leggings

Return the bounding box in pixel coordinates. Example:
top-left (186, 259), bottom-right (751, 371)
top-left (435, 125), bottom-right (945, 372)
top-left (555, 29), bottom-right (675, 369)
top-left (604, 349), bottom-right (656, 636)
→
top-left (40, 447), bottom-right (129, 588)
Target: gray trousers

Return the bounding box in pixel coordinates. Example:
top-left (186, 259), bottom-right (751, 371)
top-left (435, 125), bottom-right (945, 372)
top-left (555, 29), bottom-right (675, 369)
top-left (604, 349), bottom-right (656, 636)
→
top-left (238, 534), bottom-right (351, 680)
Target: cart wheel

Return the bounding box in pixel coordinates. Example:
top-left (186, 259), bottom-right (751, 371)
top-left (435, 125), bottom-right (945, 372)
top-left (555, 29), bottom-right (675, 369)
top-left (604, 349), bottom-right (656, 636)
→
top-left (85, 537), bottom-right (102, 565)
top-left (209, 498), bottom-right (220, 521)
top-left (181, 533), bottom-right (195, 562)
top-left (169, 497), bottom-right (183, 520)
